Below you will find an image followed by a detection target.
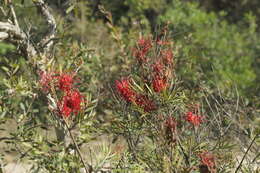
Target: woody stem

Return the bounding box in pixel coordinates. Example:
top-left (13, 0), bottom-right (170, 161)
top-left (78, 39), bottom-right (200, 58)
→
top-left (63, 117), bottom-right (92, 173)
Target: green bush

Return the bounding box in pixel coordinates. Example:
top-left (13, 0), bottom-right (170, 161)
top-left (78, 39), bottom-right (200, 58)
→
top-left (158, 0), bottom-right (258, 98)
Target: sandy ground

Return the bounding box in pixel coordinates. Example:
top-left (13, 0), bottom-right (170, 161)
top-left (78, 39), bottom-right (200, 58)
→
top-left (0, 120), bottom-right (258, 172)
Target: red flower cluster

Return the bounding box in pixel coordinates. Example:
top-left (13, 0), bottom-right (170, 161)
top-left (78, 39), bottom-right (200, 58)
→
top-left (39, 71), bottom-right (55, 92)
top-left (115, 79), bottom-right (136, 102)
top-left (199, 151), bottom-right (216, 172)
top-left (57, 73), bottom-right (83, 117)
top-left (161, 49), bottom-right (174, 66)
top-left (134, 94), bottom-right (157, 112)
top-left (116, 78), bottom-right (156, 112)
top-left (58, 73), bottom-right (74, 92)
top-left (156, 40), bottom-right (172, 46)
top-left (39, 71), bottom-right (83, 117)
top-left (153, 61), bottom-right (164, 74)
top-left (151, 47), bottom-right (174, 93)
top-left (116, 35), bottom-right (175, 111)
top-left (133, 38), bottom-right (152, 63)
top-left (133, 37), bottom-right (174, 93)
top-left (152, 75), bottom-right (167, 93)
top-left (185, 111), bottom-right (203, 126)
top-left (58, 90), bottom-right (82, 117)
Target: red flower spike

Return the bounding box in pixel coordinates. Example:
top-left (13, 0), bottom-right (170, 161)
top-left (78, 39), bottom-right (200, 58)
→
top-left (153, 61), bottom-right (165, 75)
top-left (39, 71), bottom-right (53, 92)
top-left (152, 75), bottom-right (167, 93)
top-left (156, 40), bottom-right (172, 46)
top-left (185, 111), bottom-right (203, 126)
top-left (137, 38), bottom-right (152, 52)
top-left (133, 49), bottom-right (147, 63)
top-left (59, 90), bottom-right (83, 117)
top-left (58, 73), bottom-right (74, 92)
top-left (199, 151), bottom-right (216, 172)
top-left (39, 71), bottom-right (54, 92)
top-left (135, 94), bottom-right (157, 112)
top-left (133, 38), bottom-right (152, 64)
top-left (116, 79), bottom-right (136, 102)
top-left (161, 49), bottom-right (174, 65)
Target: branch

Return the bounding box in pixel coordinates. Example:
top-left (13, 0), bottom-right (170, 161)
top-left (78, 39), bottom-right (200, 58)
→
top-left (0, 21), bottom-right (37, 57)
top-left (33, 0), bottom-right (56, 52)
top-left (9, 3), bottom-right (19, 27)
top-left (0, 6), bottom-right (7, 16)
top-left (0, 32), bottom-right (8, 40)
top-left (0, 0), bottom-right (56, 59)
top-left (235, 134), bottom-right (258, 173)
top-left (63, 118), bottom-right (93, 173)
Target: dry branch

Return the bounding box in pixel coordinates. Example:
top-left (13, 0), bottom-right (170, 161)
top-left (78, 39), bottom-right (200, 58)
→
top-left (0, 21), bottom-right (37, 57)
top-left (33, 0), bottom-right (56, 52)
top-left (0, 0), bottom-right (57, 58)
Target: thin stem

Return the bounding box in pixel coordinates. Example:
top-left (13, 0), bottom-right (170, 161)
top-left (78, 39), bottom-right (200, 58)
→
top-left (177, 138), bottom-right (190, 166)
top-left (235, 134), bottom-right (258, 173)
top-left (63, 118), bottom-right (92, 173)
top-left (0, 6), bottom-right (7, 16)
top-left (9, 3), bottom-right (19, 27)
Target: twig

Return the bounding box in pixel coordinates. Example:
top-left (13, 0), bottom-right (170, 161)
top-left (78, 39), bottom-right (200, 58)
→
top-left (63, 118), bottom-right (92, 173)
top-left (0, 0), bottom-right (56, 58)
top-left (177, 139), bottom-right (190, 166)
top-left (0, 137), bottom-right (16, 141)
top-left (33, 0), bottom-right (56, 52)
top-left (235, 134), bottom-right (258, 173)
top-left (9, 3), bottom-right (19, 27)
top-left (0, 6), bottom-right (7, 16)
top-left (0, 21), bottom-right (37, 57)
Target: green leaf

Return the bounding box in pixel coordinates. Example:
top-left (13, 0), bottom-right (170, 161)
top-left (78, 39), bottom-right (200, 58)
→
top-left (66, 5), bottom-right (75, 14)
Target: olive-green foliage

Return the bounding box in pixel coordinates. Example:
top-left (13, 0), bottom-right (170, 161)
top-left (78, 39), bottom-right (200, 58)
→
top-left (0, 43), bottom-right (14, 54)
top-left (198, 0), bottom-right (260, 24)
top-left (101, 0), bottom-right (168, 29)
top-left (158, 0), bottom-right (258, 98)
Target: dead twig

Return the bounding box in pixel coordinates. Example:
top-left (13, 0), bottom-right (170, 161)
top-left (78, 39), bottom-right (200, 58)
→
top-left (235, 134), bottom-right (259, 173)
top-left (0, 21), bottom-right (37, 57)
top-left (33, 0), bottom-right (56, 52)
top-left (0, 0), bottom-right (56, 58)
top-left (9, 2), bottom-right (19, 27)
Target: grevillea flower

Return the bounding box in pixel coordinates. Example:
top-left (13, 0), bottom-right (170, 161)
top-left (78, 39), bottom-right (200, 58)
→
top-left (185, 111), bottom-right (203, 126)
top-left (115, 79), bottom-right (136, 102)
top-left (135, 94), bottom-right (157, 112)
top-left (58, 73), bottom-right (74, 92)
top-left (133, 49), bottom-right (147, 63)
top-left (152, 75), bottom-right (167, 92)
top-left (137, 38), bottom-right (152, 52)
top-left (115, 79), bottom-right (157, 112)
top-left (59, 90), bottom-right (82, 117)
top-left (133, 38), bottom-right (152, 63)
top-left (153, 61), bottom-right (164, 75)
top-left (39, 71), bottom-right (54, 92)
top-left (156, 40), bottom-right (172, 46)
top-left (198, 151), bottom-right (216, 172)
top-left (161, 49), bottom-right (173, 65)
